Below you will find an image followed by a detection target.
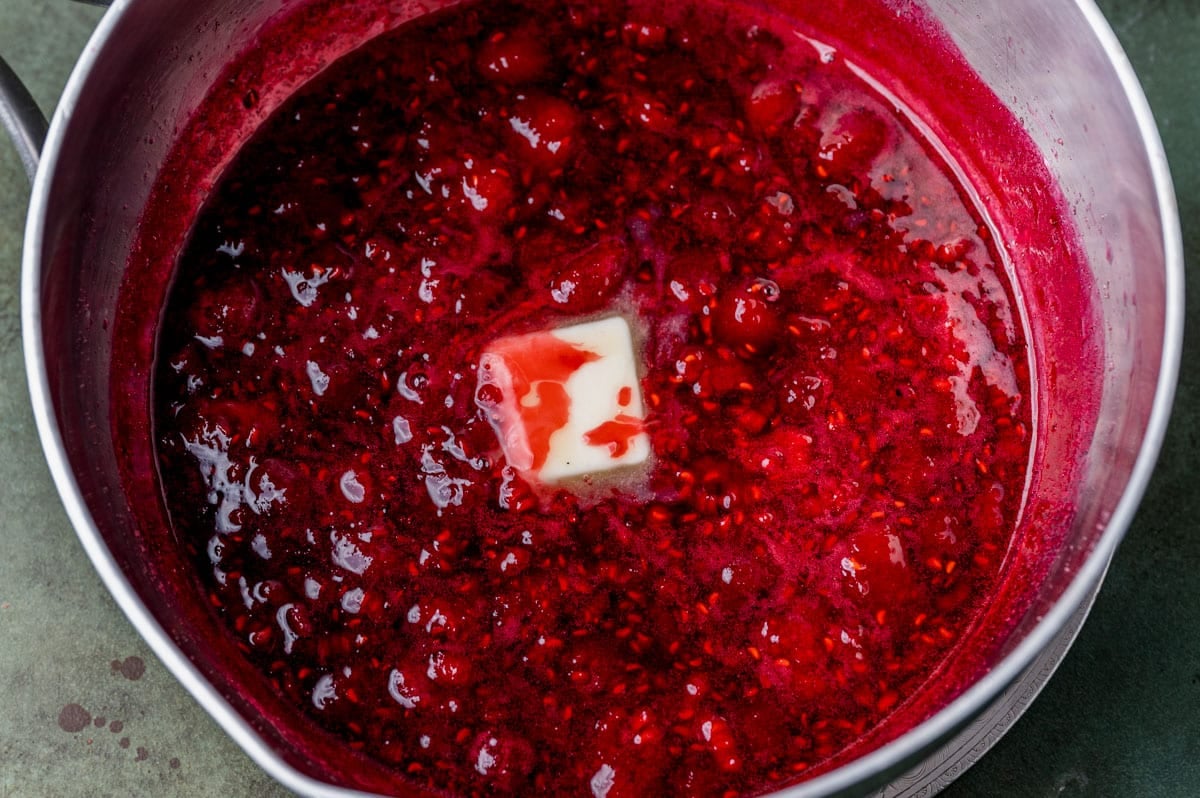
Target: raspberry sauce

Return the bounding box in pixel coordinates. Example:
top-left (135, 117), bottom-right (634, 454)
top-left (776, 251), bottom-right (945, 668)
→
top-left (145, 0), bottom-right (1049, 794)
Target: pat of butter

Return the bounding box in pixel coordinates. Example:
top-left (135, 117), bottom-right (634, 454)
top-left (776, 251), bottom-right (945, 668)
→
top-left (475, 316), bottom-right (650, 483)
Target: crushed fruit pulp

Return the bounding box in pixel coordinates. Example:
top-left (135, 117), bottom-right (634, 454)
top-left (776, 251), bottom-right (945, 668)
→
top-left (150, 0), bottom-right (1037, 794)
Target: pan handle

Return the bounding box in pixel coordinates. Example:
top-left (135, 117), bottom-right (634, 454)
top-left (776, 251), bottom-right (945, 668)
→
top-left (0, 54), bottom-right (49, 184)
top-left (2, 0), bottom-right (112, 181)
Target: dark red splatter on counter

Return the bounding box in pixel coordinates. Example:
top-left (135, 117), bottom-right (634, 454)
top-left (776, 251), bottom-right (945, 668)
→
top-left (119, 737), bottom-right (131, 749)
top-left (170, 757), bottom-right (182, 769)
top-left (135, 746), bottom-right (149, 762)
top-left (57, 704), bottom-right (91, 733)
top-left (111, 656), bottom-right (146, 681)
top-left (109, 719), bottom-right (124, 733)
top-left (93, 716), bottom-right (107, 728)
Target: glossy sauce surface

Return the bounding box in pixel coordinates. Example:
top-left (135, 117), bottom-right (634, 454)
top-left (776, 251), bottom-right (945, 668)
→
top-left (151, 0), bottom-right (1034, 794)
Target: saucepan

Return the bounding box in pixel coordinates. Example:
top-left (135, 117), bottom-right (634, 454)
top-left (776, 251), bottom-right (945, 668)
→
top-left (0, 0), bottom-right (1182, 795)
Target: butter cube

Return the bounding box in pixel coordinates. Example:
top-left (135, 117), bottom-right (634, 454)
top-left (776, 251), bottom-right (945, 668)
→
top-left (475, 316), bottom-right (650, 483)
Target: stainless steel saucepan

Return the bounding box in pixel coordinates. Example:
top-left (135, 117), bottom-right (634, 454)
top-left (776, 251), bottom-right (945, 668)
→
top-left (0, 0), bottom-right (1183, 795)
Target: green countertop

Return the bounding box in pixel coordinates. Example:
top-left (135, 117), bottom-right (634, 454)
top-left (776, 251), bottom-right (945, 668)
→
top-left (0, 1), bottom-right (1194, 796)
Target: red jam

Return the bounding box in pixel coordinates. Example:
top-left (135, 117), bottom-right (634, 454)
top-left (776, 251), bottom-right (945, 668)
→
top-left (149, 0), bottom-right (1039, 794)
